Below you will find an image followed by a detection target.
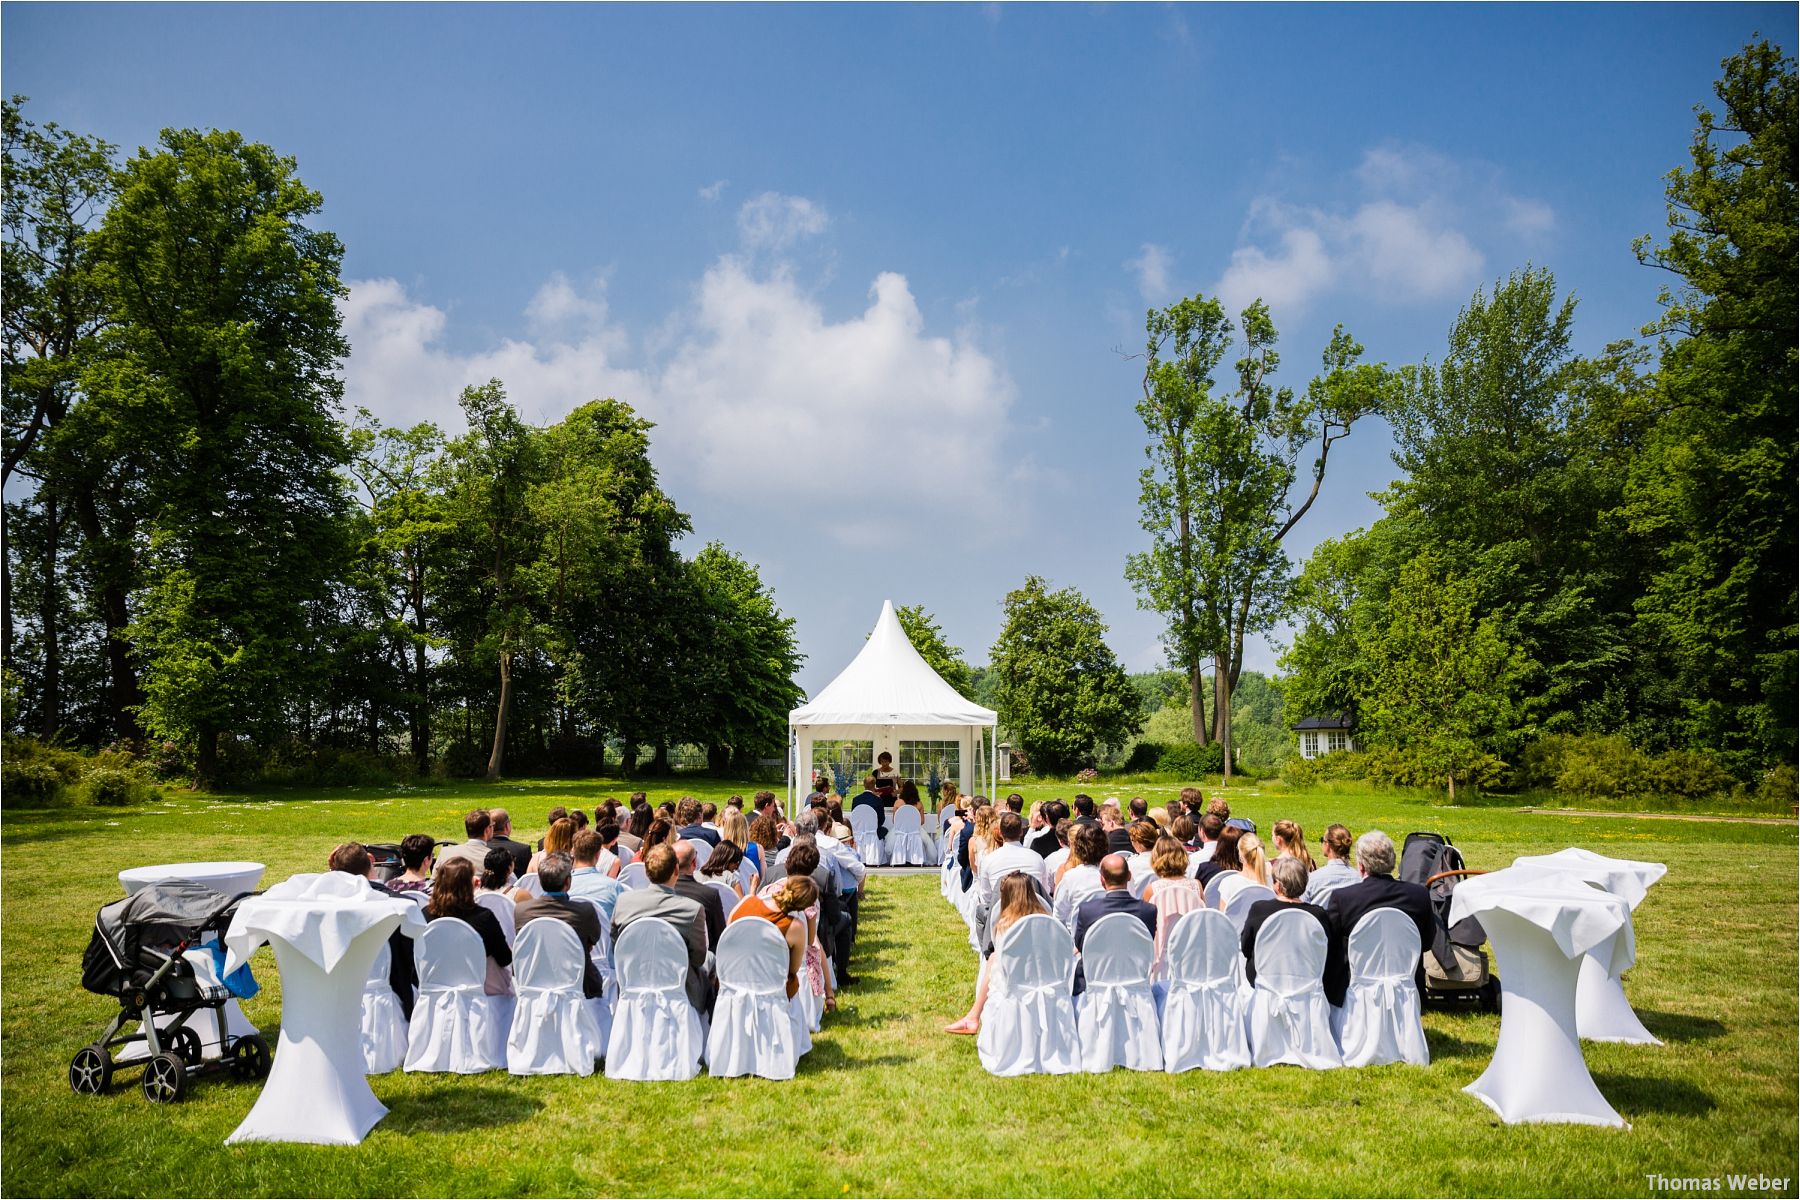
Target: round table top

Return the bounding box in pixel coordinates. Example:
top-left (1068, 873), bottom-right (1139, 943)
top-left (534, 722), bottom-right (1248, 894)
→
top-left (119, 861), bottom-right (266, 897)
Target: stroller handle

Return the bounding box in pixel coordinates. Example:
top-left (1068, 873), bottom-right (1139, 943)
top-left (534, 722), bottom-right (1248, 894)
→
top-left (1426, 868), bottom-right (1488, 887)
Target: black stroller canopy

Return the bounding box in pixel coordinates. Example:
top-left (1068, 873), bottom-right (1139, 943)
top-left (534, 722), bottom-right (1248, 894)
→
top-left (97, 880), bottom-right (240, 941)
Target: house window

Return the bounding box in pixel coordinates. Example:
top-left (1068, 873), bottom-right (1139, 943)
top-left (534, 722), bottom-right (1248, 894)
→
top-left (899, 740), bottom-right (961, 794)
top-left (811, 740), bottom-right (873, 793)
top-left (1300, 732), bottom-right (1318, 759)
top-left (1326, 730), bottom-right (1349, 753)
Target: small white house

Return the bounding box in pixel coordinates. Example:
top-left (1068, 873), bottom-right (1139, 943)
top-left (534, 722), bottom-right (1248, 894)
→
top-left (1293, 714), bottom-right (1356, 759)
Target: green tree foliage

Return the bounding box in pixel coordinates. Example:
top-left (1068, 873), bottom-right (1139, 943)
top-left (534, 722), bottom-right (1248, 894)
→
top-left (893, 604), bottom-right (974, 697)
top-left (989, 576), bottom-right (1141, 775)
top-left (94, 128), bottom-right (352, 784)
top-left (686, 543), bottom-right (804, 770)
top-left (1625, 39), bottom-right (1797, 770)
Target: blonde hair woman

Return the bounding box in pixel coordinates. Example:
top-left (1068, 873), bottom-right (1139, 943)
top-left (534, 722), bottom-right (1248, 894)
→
top-left (1213, 832), bottom-right (1271, 910)
top-left (1271, 818), bottom-right (1317, 871)
top-left (525, 817), bottom-right (575, 876)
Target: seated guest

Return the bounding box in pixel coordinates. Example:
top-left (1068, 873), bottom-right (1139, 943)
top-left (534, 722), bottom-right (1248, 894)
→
top-left (477, 847), bottom-right (516, 898)
top-left (389, 834), bottom-right (436, 894)
top-left (945, 872), bottom-right (1049, 1034)
top-left (972, 812), bottom-right (1050, 912)
top-left (675, 797), bottom-right (719, 847)
top-left (824, 799), bottom-right (852, 841)
top-left (1141, 836), bottom-right (1205, 980)
top-left (1072, 854), bottom-right (1158, 995)
top-left (527, 817), bottom-right (576, 876)
top-left (611, 844), bottom-right (713, 1015)
top-left (1177, 786), bottom-right (1204, 823)
top-left (805, 777), bottom-right (834, 810)
top-left (568, 828), bottom-right (624, 923)
top-left (1240, 856), bottom-right (1348, 1006)
top-left (1042, 818), bottom-right (1074, 876)
top-left (746, 814), bottom-right (779, 879)
top-left (1272, 818), bottom-right (1317, 871)
top-left (437, 809), bottom-right (493, 873)
top-left (1125, 819), bottom-right (1160, 887)
top-left (329, 841), bottom-right (417, 1015)
top-left (699, 840), bottom-right (749, 902)
top-left (1023, 800), bottom-right (1060, 857)
top-left (537, 806), bottom-right (569, 851)
top-left (640, 816), bottom-right (678, 864)
top-left (1128, 796), bottom-right (1149, 823)
top-left (487, 808), bottom-right (532, 877)
top-left (1052, 824), bottom-right (1110, 928)
top-left (617, 802), bottom-right (649, 855)
top-left (1303, 824), bottom-right (1358, 905)
top-left (1326, 830), bottom-right (1438, 972)
top-left (596, 822), bottom-right (628, 876)
top-left (718, 809), bottom-right (759, 882)
top-left (673, 840), bottom-right (726, 951)
top-left (1100, 805), bottom-right (1133, 856)
top-left (731, 874), bottom-right (825, 1004)
top-left (513, 853), bottom-right (601, 999)
top-left (1169, 814), bottom-right (1200, 855)
top-left (850, 775), bottom-right (888, 840)
top-left (426, 857), bottom-right (514, 998)
top-left (751, 791), bottom-right (793, 851)
top-left (1215, 833), bottom-right (1271, 909)
top-left (1194, 810), bottom-right (1226, 864)
top-left (1003, 793), bottom-right (1025, 814)
top-left (568, 809), bottom-right (590, 832)
top-left (699, 802), bottom-right (721, 836)
top-left (1070, 793), bottom-right (1098, 827)
top-left (1195, 824), bottom-right (1243, 889)
top-left (894, 779), bottom-right (927, 828)
top-left (725, 795), bottom-right (744, 813)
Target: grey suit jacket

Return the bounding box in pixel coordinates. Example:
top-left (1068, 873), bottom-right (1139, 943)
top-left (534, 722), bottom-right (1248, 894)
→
top-left (610, 884), bottom-right (711, 1013)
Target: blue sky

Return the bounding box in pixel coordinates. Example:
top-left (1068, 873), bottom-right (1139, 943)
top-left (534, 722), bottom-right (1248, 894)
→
top-left (6, 3), bottom-right (1786, 694)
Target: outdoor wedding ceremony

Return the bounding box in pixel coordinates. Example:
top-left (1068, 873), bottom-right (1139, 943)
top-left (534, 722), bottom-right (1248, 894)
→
top-left (1, 3), bottom-right (1794, 1198)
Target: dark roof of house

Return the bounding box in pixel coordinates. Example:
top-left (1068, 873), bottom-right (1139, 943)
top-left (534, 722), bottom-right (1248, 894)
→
top-left (1290, 714), bottom-right (1355, 731)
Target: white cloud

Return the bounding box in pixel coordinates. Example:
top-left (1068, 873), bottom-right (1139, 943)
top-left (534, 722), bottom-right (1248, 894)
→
top-left (1126, 242), bottom-right (1174, 302)
top-left (736, 191), bottom-right (829, 252)
top-left (698, 179), bottom-right (728, 202)
top-left (1216, 225), bottom-right (1334, 315)
top-left (1349, 201), bottom-right (1483, 299)
top-left (1502, 195), bottom-right (1555, 238)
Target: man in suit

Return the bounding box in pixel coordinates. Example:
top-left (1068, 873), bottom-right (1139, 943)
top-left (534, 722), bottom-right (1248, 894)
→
top-left (1071, 854), bottom-right (1158, 995)
top-left (329, 842), bottom-right (417, 1017)
top-left (1325, 829), bottom-right (1439, 989)
top-left (1070, 794), bottom-right (1099, 828)
top-left (435, 809), bottom-right (493, 874)
top-left (675, 797), bottom-right (720, 848)
top-left (1024, 800), bottom-right (1063, 858)
top-left (671, 839), bottom-right (726, 950)
top-left (610, 844), bottom-right (713, 1015)
top-left (1241, 856), bottom-right (1349, 1006)
top-left (487, 808), bottom-right (532, 878)
top-left (849, 777), bottom-right (888, 841)
top-left (1100, 805), bottom-right (1134, 856)
top-left (514, 853), bottom-right (604, 999)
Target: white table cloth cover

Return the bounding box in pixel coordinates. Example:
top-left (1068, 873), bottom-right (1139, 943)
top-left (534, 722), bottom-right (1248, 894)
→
top-left (506, 919), bottom-right (603, 1076)
top-left (706, 918), bottom-right (801, 1080)
top-left (118, 861), bottom-right (266, 1060)
top-left (1448, 866), bottom-right (1635, 1127)
top-left (886, 805), bottom-right (929, 866)
top-left (606, 918), bottom-right (705, 1081)
top-left (403, 918), bottom-right (509, 1073)
top-left (1512, 847), bottom-right (1667, 1044)
top-left (1160, 908), bottom-right (1251, 1073)
top-left (221, 871), bottom-right (424, 1146)
top-left (1247, 909), bottom-right (1342, 1069)
top-left (1333, 908), bottom-right (1430, 1067)
top-left (977, 914), bottom-right (1079, 1077)
top-left (1075, 914), bottom-right (1163, 1073)
top-left (360, 939), bottom-right (408, 1074)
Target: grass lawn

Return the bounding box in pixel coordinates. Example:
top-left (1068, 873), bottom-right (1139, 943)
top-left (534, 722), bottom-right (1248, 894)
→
top-left (3, 776), bottom-right (1795, 1198)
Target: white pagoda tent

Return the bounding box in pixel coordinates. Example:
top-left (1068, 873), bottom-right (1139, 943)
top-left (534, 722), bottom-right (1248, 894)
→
top-left (787, 600), bottom-right (998, 814)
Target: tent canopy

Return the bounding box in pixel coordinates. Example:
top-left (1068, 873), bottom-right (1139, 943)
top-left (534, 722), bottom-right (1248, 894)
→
top-left (789, 599), bottom-right (996, 727)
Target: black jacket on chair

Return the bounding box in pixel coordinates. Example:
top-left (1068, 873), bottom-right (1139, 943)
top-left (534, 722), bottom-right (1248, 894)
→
top-left (672, 876), bottom-right (727, 951)
top-left (1324, 873), bottom-right (1439, 993)
top-left (1240, 899), bottom-right (1349, 1006)
top-left (850, 791), bottom-right (888, 840)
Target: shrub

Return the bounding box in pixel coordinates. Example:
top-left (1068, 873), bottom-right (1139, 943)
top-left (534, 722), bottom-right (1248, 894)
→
top-left (1517, 733), bottom-right (1740, 803)
top-left (83, 766), bottom-right (159, 807)
top-left (1122, 741), bottom-right (1164, 773)
top-left (1757, 763), bottom-right (1798, 810)
top-left (1156, 741), bottom-right (1224, 777)
top-left (442, 739), bottom-right (488, 779)
top-left (2, 755), bottom-right (71, 804)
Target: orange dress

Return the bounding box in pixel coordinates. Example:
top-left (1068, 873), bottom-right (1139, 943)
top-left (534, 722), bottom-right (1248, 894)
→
top-left (728, 893), bottom-right (799, 998)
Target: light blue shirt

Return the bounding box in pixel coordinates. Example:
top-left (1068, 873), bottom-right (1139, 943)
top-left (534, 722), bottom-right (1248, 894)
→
top-left (569, 866), bottom-right (623, 922)
top-left (1303, 859), bottom-right (1359, 906)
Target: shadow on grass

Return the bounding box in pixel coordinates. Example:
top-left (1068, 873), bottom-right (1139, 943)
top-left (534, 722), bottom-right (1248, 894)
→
top-left (1638, 1010), bottom-right (1727, 1042)
top-left (380, 1083), bottom-right (545, 1132)
top-left (794, 1039), bottom-right (914, 1074)
top-left (1423, 1027), bottom-right (1492, 1060)
top-left (1592, 1071), bottom-right (1718, 1117)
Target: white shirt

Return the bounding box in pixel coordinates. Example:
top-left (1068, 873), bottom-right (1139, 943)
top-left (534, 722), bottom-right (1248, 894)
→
top-left (814, 830), bottom-right (867, 890)
top-left (1043, 847), bottom-right (1070, 878)
top-left (972, 842), bottom-right (1050, 912)
top-left (1127, 852), bottom-right (1155, 881)
top-left (1053, 864), bottom-right (1104, 928)
top-left (1303, 859), bottom-right (1358, 905)
top-left (1197, 840), bottom-right (1218, 863)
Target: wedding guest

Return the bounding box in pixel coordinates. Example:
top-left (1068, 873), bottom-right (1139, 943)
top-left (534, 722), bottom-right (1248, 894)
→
top-left (426, 857), bottom-right (513, 998)
top-left (1303, 824), bottom-right (1358, 905)
top-left (388, 834), bottom-right (435, 894)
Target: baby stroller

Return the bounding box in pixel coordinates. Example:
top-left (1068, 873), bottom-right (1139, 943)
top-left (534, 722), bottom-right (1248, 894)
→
top-left (1400, 832), bottom-right (1501, 1012)
top-left (73, 880), bottom-right (271, 1103)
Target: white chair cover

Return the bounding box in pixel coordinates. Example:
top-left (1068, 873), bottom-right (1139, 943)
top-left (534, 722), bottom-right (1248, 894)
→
top-left (475, 891), bottom-right (516, 946)
top-left (738, 857), bottom-right (759, 893)
top-left (1223, 883), bottom-right (1276, 933)
top-left (1160, 908), bottom-right (1251, 1072)
top-left (706, 919), bottom-right (801, 1080)
top-left (1334, 907), bottom-right (1429, 1067)
top-left (1247, 909), bottom-right (1341, 1069)
top-left (403, 918), bottom-right (507, 1073)
top-left (682, 838), bottom-right (713, 870)
top-left (514, 873), bottom-right (543, 898)
top-left (617, 862), bottom-right (649, 891)
top-left (567, 896), bottom-right (615, 1052)
top-left (887, 805), bottom-right (928, 866)
top-left (1203, 874), bottom-right (1227, 908)
top-left (359, 939), bottom-right (407, 1074)
top-left (1076, 914), bottom-right (1163, 1073)
top-left (848, 806), bottom-right (884, 867)
top-left (506, 919), bottom-right (603, 1076)
top-left (707, 878), bottom-right (742, 916)
top-left (977, 914), bottom-right (1079, 1077)
top-left (605, 918), bottom-right (704, 1081)
top-left (1127, 870), bottom-right (1153, 901)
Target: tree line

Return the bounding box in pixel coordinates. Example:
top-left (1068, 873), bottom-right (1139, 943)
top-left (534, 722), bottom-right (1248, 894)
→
top-left (2, 100), bottom-right (802, 786)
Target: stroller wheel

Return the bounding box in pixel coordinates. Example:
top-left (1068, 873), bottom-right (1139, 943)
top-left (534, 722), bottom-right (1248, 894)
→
top-left (167, 1027), bottom-right (203, 1067)
top-left (141, 1052), bottom-right (187, 1104)
top-left (229, 1034), bottom-right (271, 1080)
top-left (69, 1045), bottom-right (113, 1096)
top-left (1479, 978), bottom-right (1502, 1014)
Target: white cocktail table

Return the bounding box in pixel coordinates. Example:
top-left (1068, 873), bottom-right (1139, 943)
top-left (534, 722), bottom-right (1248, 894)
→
top-left (1450, 866), bottom-right (1635, 1127)
top-left (1513, 848), bottom-right (1667, 1044)
top-left (117, 861), bottom-right (266, 1059)
top-left (223, 872), bottom-right (425, 1145)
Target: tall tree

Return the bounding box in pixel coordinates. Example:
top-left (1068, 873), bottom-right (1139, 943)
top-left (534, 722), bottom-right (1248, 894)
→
top-left (94, 128), bottom-right (351, 783)
top-left (989, 575), bottom-right (1141, 776)
top-left (1626, 39), bottom-right (1797, 770)
top-left (893, 604), bottom-right (975, 697)
top-left (685, 543), bottom-right (804, 772)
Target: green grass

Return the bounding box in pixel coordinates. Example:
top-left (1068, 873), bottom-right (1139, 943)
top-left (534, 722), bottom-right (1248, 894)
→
top-left (4, 777), bottom-right (1796, 1197)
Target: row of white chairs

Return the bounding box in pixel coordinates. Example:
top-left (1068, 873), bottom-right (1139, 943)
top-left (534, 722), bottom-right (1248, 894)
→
top-left (977, 906), bottom-right (1429, 1076)
top-left (362, 893), bottom-right (814, 1081)
top-left (847, 805), bottom-right (940, 867)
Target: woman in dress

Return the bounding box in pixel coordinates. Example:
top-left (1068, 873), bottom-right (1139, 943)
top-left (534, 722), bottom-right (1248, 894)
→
top-left (426, 858), bottom-right (513, 998)
top-left (699, 840), bottom-right (748, 902)
top-left (728, 875), bottom-right (818, 1000)
top-left (944, 873), bottom-right (1049, 1035)
top-left (617, 803), bottom-right (649, 856)
top-left (1141, 836), bottom-right (1205, 980)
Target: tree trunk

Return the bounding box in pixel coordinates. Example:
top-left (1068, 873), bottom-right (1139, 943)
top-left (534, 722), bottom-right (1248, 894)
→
top-left (1, 502), bottom-right (12, 678)
top-left (195, 727), bottom-right (220, 789)
top-left (1447, 773), bottom-right (1457, 803)
top-left (1188, 661), bottom-right (1211, 746)
top-left (620, 742), bottom-right (639, 776)
top-left (484, 649), bottom-right (512, 783)
top-left (651, 742), bottom-right (670, 776)
top-left (707, 744), bottom-right (732, 775)
top-left (1213, 660), bottom-right (1233, 782)
top-left (73, 489), bottom-right (144, 743)
top-left (37, 493), bottom-right (62, 740)
top-left (410, 564), bottom-right (429, 775)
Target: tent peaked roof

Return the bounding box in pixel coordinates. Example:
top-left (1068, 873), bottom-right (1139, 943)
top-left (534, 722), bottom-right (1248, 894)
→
top-left (790, 600), bottom-right (997, 727)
